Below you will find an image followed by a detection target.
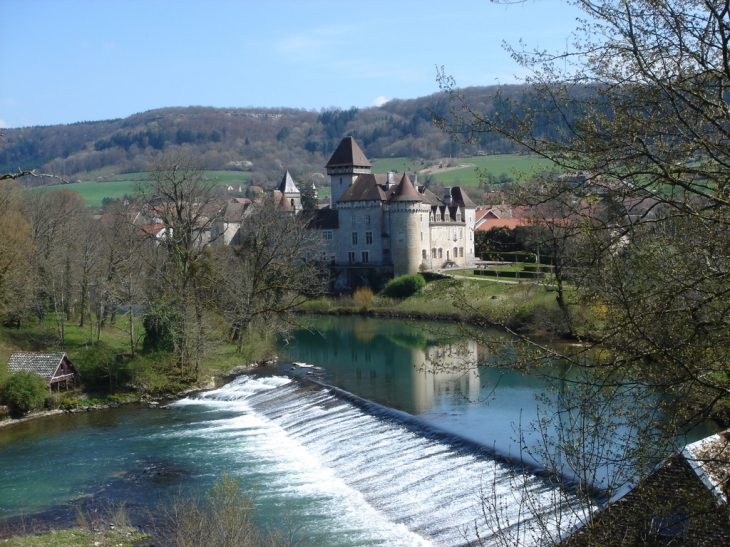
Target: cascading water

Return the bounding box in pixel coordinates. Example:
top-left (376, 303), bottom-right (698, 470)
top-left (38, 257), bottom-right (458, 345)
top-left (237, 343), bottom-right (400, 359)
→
top-left (176, 375), bottom-right (591, 547)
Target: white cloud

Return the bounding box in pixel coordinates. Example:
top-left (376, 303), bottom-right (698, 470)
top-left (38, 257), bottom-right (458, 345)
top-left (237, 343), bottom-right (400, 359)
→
top-left (2, 97), bottom-right (17, 105)
top-left (0, 119), bottom-right (8, 128)
top-left (372, 96), bottom-right (389, 107)
top-left (102, 43), bottom-right (117, 49)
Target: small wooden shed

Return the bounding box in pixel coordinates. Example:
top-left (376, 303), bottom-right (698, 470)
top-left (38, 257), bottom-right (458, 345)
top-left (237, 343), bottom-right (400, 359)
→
top-left (7, 352), bottom-right (79, 391)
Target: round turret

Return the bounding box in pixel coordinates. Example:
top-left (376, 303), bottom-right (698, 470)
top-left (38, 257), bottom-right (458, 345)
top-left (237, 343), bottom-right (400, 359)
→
top-left (390, 173), bottom-right (428, 276)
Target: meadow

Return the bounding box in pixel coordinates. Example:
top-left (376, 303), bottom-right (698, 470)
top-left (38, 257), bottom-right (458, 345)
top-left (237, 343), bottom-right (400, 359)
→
top-left (62, 171), bottom-right (250, 207)
top-left (372, 154), bottom-right (557, 188)
top-left (58, 154), bottom-right (555, 207)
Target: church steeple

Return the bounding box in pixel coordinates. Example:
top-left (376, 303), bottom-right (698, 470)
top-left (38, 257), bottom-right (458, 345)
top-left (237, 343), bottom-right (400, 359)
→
top-left (278, 169), bottom-right (301, 212)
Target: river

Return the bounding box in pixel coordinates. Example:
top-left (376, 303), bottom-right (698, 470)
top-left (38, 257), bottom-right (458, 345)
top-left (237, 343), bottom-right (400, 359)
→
top-left (0, 316), bottom-right (711, 546)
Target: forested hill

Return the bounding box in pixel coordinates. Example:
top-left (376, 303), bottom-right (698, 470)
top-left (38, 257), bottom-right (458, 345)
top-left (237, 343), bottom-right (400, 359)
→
top-left (0, 84), bottom-right (559, 185)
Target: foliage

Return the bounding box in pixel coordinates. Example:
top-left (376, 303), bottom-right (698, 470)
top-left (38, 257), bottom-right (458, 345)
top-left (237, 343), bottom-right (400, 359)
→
top-left (381, 274), bottom-right (426, 299)
top-left (2, 371), bottom-right (47, 416)
top-left (352, 287), bottom-right (375, 311)
top-left (438, 0), bottom-right (730, 543)
top-left (298, 179), bottom-right (319, 210)
top-left (74, 342), bottom-right (129, 392)
top-left (213, 201), bottom-right (328, 353)
top-left (129, 351), bottom-right (184, 394)
top-left (142, 301), bottom-right (182, 354)
top-left (138, 150), bottom-right (222, 375)
top-left (160, 475), bottom-right (306, 547)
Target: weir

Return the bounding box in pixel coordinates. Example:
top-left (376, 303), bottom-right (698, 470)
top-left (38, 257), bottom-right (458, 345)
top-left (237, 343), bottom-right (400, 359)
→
top-left (190, 375), bottom-right (594, 546)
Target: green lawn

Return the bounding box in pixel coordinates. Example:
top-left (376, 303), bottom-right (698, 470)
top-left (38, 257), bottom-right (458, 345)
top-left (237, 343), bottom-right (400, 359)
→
top-left (60, 154), bottom-right (555, 207)
top-left (430, 155), bottom-right (557, 187)
top-left (371, 154), bottom-right (558, 188)
top-left (370, 157), bottom-right (426, 174)
top-left (63, 171), bottom-right (250, 207)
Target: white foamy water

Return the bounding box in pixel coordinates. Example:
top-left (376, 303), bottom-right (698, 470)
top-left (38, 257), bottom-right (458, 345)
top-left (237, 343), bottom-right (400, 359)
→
top-left (169, 375), bottom-right (589, 546)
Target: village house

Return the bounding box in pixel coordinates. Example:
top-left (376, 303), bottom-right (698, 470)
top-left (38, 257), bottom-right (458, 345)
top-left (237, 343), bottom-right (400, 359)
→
top-left (7, 352), bottom-right (79, 391)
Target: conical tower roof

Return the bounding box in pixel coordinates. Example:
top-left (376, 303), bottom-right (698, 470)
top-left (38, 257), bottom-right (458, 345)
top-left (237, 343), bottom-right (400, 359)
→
top-left (278, 170), bottom-right (300, 194)
top-left (325, 137), bottom-right (371, 168)
top-left (389, 172), bottom-right (423, 202)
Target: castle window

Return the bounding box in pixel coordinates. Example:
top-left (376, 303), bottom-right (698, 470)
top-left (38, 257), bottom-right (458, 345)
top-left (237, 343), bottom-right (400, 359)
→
top-left (361, 251), bottom-right (369, 264)
top-left (348, 251), bottom-right (355, 263)
top-left (453, 228), bottom-right (458, 241)
top-left (339, 177), bottom-right (343, 185)
top-left (422, 249), bottom-right (427, 260)
top-left (366, 215), bottom-right (371, 225)
top-left (459, 228), bottom-right (463, 239)
top-left (453, 247), bottom-right (458, 259)
top-left (352, 232), bottom-right (358, 245)
top-left (438, 248), bottom-right (443, 258)
top-left (351, 214), bottom-right (357, 225)
top-left (322, 230), bottom-right (333, 241)
top-left (456, 211), bottom-right (461, 221)
top-left (432, 248), bottom-right (436, 258)
top-left (459, 247), bottom-right (464, 257)
top-left (366, 231), bottom-right (372, 245)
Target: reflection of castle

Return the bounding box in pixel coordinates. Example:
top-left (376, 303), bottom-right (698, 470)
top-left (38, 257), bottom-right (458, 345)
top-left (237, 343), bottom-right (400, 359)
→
top-left (288, 320), bottom-right (479, 413)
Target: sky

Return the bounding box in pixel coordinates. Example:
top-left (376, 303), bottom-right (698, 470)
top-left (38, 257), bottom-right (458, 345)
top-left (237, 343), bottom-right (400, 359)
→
top-left (0, 0), bottom-right (584, 129)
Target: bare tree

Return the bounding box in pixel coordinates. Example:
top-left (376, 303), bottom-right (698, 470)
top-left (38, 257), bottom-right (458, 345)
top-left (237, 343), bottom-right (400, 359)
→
top-left (435, 0), bottom-right (730, 542)
top-left (136, 149), bottom-right (222, 376)
top-left (214, 201), bottom-right (328, 353)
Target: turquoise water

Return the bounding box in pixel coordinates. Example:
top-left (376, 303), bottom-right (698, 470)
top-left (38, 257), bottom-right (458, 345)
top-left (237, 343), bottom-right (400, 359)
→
top-left (0, 316), bottom-right (714, 545)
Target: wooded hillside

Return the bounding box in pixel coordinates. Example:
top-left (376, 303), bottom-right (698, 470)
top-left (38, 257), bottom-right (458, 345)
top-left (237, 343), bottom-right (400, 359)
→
top-left (0, 85), bottom-right (560, 187)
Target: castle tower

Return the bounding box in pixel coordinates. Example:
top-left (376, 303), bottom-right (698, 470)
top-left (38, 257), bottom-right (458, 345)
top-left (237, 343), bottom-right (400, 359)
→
top-left (389, 173), bottom-right (428, 277)
top-left (325, 137), bottom-right (371, 210)
top-left (278, 170), bottom-right (301, 212)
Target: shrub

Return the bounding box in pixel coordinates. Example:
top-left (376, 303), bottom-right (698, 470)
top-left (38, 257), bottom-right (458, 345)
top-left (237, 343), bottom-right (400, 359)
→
top-left (142, 302), bottom-right (181, 354)
top-left (352, 287), bottom-right (375, 310)
top-left (2, 371), bottom-right (47, 417)
top-left (162, 475), bottom-right (301, 547)
top-left (381, 274), bottom-right (426, 299)
top-left (75, 342), bottom-right (129, 392)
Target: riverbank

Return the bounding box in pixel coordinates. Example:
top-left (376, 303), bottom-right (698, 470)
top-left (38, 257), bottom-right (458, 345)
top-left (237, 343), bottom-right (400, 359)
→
top-left (301, 276), bottom-right (588, 340)
top-left (0, 363), bottom-right (271, 430)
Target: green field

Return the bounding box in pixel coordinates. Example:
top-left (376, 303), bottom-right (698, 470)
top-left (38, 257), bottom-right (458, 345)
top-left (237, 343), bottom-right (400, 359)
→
top-left (63, 171), bottom-right (250, 207)
top-left (370, 157), bottom-right (426, 174)
top-left (372, 154), bottom-right (558, 188)
top-left (61, 154), bottom-right (552, 207)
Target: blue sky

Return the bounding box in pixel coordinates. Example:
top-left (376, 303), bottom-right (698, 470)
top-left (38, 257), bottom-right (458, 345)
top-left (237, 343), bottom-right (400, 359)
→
top-left (0, 0), bottom-right (582, 128)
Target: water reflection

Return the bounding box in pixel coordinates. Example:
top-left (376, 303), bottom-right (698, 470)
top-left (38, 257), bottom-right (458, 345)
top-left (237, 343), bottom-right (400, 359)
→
top-left (279, 316), bottom-right (562, 455)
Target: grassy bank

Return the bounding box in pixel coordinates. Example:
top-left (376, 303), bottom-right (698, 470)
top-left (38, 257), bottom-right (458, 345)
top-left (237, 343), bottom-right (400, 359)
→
top-left (301, 277), bottom-right (582, 338)
top-left (1, 527), bottom-right (147, 547)
top-left (0, 313), bottom-right (276, 423)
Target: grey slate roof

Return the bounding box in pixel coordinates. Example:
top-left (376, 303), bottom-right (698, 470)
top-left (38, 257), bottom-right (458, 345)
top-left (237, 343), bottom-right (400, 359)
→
top-left (7, 352), bottom-right (69, 381)
top-left (278, 170), bottom-right (300, 194)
